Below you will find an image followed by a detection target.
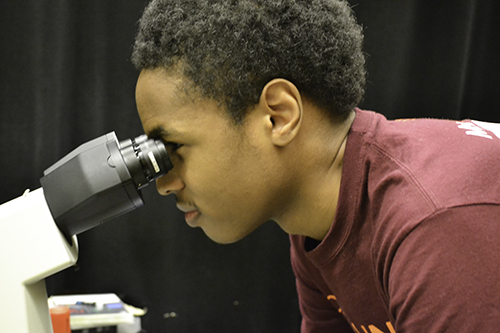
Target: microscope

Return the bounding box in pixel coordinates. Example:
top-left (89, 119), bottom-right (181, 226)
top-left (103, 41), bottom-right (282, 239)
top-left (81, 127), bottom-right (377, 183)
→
top-left (0, 132), bottom-right (172, 332)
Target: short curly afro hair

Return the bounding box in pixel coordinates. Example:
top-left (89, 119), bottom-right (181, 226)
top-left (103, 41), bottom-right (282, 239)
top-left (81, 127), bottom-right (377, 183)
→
top-left (132, 0), bottom-right (366, 123)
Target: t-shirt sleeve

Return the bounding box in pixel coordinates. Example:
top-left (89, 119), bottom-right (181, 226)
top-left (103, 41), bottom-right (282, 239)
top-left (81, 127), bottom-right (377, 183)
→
top-left (388, 205), bottom-right (500, 332)
top-left (291, 249), bottom-right (353, 333)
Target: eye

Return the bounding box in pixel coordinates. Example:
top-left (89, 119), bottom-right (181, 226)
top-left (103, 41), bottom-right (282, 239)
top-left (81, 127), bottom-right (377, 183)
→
top-left (165, 142), bottom-right (183, 153)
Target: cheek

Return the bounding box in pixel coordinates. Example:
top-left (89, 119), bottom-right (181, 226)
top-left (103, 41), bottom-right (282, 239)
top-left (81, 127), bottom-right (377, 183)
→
top-left (184, 134), bottom-right (269, 206)
top-left (184, 152), bottom-right (247, 206)
top-left (182, 152), bottom-right (231, 194)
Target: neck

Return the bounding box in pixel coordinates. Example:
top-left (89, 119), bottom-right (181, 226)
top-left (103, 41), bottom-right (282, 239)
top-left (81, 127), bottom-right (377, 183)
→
top-left (275, 110), bottom-right (355, 241)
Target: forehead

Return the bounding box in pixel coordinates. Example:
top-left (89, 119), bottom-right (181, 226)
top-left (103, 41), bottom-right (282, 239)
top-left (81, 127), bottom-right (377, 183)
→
top-left (136, 69), bottom-right (190, 120)
top-left (135, 68), bottom-right (236, 139)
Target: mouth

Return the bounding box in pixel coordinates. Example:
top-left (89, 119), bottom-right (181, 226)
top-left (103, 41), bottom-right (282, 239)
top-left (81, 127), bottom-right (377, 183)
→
top-left (183, 210), bottom-right (201, 227)
top-left (176, 203), bottom-right (201, 227)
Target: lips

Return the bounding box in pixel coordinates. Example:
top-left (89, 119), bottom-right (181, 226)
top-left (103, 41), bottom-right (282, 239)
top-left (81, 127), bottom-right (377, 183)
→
top-left (184, 210), bottom-right (201, 227)
top-left (176, 203), bottom-right (200, 227)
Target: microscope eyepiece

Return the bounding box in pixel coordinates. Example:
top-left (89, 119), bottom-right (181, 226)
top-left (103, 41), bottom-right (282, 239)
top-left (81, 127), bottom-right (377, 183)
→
top-left (119, 135), bottom-right (172, 189)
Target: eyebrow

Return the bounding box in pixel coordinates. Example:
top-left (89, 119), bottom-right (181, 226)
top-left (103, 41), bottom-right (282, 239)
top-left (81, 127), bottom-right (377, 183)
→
top-left (147, 126), bottom-right (180, 141)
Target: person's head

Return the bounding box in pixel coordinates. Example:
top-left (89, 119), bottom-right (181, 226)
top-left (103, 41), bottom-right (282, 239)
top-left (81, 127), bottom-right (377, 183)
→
top-left (132, 0), bottom-right (366, 244)
top-left (131, 0), bottom-right (366, 124)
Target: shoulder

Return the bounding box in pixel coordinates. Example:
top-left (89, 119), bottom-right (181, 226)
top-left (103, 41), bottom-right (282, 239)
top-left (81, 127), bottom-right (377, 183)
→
top-left (387, 204), bottom-right (500, 331)
top-left (349, 110), bottom-right (500, 212)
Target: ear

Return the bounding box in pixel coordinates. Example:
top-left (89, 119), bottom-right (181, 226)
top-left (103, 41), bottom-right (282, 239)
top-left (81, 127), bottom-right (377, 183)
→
top-left (259, 79), bottom-right (303, 146)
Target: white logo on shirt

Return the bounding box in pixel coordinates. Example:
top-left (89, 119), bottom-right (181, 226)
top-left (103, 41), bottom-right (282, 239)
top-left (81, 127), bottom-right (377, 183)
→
top-left (456, 120), bottom-right (500, 140)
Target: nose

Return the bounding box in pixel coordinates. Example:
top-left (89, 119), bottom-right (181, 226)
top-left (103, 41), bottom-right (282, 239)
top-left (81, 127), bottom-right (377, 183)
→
top-left (156, 171), bottom-right (185, 196)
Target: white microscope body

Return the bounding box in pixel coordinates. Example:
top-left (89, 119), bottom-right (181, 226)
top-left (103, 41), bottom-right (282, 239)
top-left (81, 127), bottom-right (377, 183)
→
top-left (0, 132), bottom-right (172, 332)
top-left (0, 188), bottom-right (78, 332)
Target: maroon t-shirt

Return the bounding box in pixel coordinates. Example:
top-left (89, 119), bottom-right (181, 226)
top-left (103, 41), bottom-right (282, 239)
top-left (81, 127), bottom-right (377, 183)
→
top-left (290, 109), bottom-right (500, 332)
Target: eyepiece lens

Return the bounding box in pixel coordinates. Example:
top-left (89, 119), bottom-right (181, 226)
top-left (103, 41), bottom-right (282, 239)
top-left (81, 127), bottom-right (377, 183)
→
top-left (119, 135), bottom-right (173, 189)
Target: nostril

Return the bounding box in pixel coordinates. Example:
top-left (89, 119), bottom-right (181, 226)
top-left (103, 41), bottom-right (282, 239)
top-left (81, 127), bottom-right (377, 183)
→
top-left (156, 179), bottom-right (168, 196)
top-left (156, 174), bottom-right (185, 196)
top-left (156, 184), bottom-right (170, 196)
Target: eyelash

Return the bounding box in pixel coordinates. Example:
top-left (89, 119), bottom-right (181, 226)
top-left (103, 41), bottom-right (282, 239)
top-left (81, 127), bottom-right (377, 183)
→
top-left (165, 142), bottom-right (183, 152)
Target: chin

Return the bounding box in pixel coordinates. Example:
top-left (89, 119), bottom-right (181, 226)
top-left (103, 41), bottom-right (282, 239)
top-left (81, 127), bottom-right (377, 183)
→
top-left (203, 228), bottom-right (250, 245)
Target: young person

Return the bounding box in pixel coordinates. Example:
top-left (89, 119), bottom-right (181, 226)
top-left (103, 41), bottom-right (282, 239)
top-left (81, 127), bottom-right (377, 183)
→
top-left (131, 0), bottom-right (500, 331)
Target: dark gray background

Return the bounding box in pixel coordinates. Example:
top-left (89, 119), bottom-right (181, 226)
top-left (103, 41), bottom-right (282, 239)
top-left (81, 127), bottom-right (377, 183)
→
top-left (1, 1), bottom-right (499, 332)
